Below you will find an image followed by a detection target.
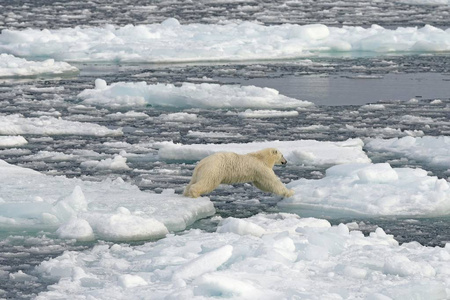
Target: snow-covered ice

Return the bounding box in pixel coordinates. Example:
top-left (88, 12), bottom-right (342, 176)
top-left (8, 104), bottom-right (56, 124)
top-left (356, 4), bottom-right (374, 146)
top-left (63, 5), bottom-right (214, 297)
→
top-left (366, 136), bottom-right (450, 169)
top-left (1, 22), bottom-right (450, 63)
top-left (279, 163), bottom-right (450, 217)
top-left (78, 79), bottom-right (312, 109)
top-left (0, 135), bottom-right (27, 147)
top-left (34, 213), bottom-right (450, 299)
top-left (0, 159), bottom-right (215, 241)
top-left (0, 54), bottom-right (78, 78)
top-left (156, 138), bottom-right (371, 166)
top-left (0, 114), bottom-right (122, 136)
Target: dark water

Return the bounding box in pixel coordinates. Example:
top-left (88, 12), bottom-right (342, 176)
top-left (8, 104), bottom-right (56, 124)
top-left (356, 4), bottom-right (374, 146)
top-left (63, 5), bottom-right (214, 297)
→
top-left (1, 0), bottom-right (450, 299)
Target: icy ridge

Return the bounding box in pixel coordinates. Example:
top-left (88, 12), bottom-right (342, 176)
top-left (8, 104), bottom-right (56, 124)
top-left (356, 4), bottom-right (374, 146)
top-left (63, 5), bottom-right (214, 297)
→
top-left (1, 21), bottom-right (449, 63)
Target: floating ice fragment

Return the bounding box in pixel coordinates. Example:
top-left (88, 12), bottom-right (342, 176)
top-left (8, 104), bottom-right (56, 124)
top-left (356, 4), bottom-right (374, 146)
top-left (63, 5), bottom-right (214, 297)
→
top-left (217, 217), bottom-right (266, 237)
top-left (56, 218), bottom-right (94, 241)
top-left (281, 163), bottom-right (450, 217)
top-left (0, 135), bottom-right (27, 147)
top-left (174, 245), bottom-right (233, 281)
top-left (0, 114), bottom-right (122, 136)
top-left (0, 159), bottom-right (215, 241)
top-left (94, 78), bottom-right (107, 89)
top-left (118, 274), bottom-right (148, 288)
top-left (366, 136), bottom-right (450, 169)
top-left (78, 80), bottom-right (312, 109)
top-left (238, 109), bottom-right (299, 118)
top-left (0, 53), bottom-right (78, 77)
top-left (155, 138), bottom-right (370, 166)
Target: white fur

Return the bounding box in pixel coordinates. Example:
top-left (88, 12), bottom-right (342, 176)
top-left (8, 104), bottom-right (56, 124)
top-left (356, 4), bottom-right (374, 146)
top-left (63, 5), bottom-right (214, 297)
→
top-left (183, 148), bottom-right (294, 198)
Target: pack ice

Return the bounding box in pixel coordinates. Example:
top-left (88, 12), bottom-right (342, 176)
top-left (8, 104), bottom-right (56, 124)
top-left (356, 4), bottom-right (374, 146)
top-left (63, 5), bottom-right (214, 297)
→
top-left (280, 163), bottom-right (450, 217)
top-left (0, 114), bottom-right (122, 136)
top-left (1, 20), bottom-right (450, 62)
top-left (155, 138), bottom-right (370, 166)
top-left (78, 79), bottom-right (313, 109)
top-left (0, 159), bottom-right (215, 241)
top-left (34, 213), bottom-right (450, 299)
top-left (366, 136), bottom-right (450, 169)
top-left (0, 53), bottom-right (78, 77)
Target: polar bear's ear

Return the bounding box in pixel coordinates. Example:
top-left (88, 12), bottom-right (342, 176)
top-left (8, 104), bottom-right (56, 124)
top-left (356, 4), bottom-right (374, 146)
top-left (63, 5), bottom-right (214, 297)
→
top-left (272, 149), bottom-right (278, 155)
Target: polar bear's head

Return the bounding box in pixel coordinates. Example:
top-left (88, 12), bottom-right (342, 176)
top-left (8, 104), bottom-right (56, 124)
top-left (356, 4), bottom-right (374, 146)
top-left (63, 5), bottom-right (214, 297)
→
top-left (250, 148), bottom-right (287, 168)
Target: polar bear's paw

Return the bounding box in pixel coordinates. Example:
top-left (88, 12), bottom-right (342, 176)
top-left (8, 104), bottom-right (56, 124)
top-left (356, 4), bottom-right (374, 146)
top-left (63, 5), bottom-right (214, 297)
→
top-left (284, 189), bottom-right (295, 198)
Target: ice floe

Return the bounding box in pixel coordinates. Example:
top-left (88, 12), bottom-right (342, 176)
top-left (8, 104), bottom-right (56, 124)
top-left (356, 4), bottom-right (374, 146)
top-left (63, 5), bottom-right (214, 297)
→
top-left (366, 136), bottom-right (450, 169)
top-left (155, 138), bottom-right (371, 166)
top-left (0, 114), bottom-right (122, 136)
top-left (279, 163), bottom-right (450, 217)
top-left (158, 112), bottom-right (199, 122)
top-left (397, 0), bottom-right (450, 4)
top-left (238, 109), bottom-right (299, 118)
top-left (0, 53), bottom-right (78, 78)
top-left (0, 159), bottom-right (215, 240)
top-left (0, 135), bottom-right (27, 147)
top-left (78, 79), bottom-right (312, 109)
top-left (1, 22), bottom-right (450, 63)
top-left (80, 155), bottom-right (130, 171)
top-left (34, 213), bottom-right (450, 299)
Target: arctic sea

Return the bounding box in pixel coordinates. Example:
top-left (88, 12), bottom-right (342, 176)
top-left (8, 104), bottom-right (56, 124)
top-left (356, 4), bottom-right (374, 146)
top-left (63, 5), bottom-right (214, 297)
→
top-left (1, 0), bottom-right (450, 299)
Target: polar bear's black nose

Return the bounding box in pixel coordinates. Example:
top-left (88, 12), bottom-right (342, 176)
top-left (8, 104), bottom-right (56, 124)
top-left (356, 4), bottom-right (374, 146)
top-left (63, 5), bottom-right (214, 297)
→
top-left (281, 159), bottom-right (287, 165)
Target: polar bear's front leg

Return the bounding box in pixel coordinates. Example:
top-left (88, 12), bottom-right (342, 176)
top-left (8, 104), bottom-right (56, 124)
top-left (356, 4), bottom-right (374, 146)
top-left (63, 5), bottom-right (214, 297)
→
top-left (253, 171), bottom-right (294, 198)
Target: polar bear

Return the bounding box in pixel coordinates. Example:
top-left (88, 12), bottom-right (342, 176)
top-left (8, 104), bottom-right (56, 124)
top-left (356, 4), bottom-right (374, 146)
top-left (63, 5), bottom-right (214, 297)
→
top-left (183, 148), bottom-right (294, 198)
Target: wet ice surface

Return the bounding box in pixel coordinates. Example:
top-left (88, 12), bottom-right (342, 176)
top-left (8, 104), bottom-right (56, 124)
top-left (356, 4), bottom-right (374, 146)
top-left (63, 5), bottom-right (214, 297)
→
top-left (1, 0), bottom-right (450, 30)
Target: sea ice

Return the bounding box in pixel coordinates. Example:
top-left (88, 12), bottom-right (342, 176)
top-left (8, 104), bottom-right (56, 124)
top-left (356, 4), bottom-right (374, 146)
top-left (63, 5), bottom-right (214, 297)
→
top-left (279, 163), bottom-right (450, 217)
top-left (34, 213), bottom-right (450, 299)
top-left (1, 22), bottom-right (450, 62)
top-left (397, 0), bottom-right (450, 4)
top-left (155, 138), bottom-right (371, 166)
top-left (80, 155), bottom-right (130, 171)
top-left (0, 159), bottom-right (215, 241)
top-left (158, 112), bottom-right (199, 122)
top-left (0, 53), bottom-right (78, 77)
top-left (237, 109), bottom-right (299, 118)
top-left (0, 135), bottom-right (27, 147)
top-left (366, 136), bottom-right (450, 169)
top-left (0, 114), bottom-right (122, 136)
top-left (78, 79), bottom-right (312, 109)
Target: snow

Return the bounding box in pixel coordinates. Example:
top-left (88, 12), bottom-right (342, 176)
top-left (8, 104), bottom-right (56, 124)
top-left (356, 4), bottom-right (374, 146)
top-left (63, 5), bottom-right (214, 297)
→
top-left (279, 163), bottom-right (450, 217)
top-left (155, 138), bottom-right (371, 166)
top-left (0, 159), bottom-right (215, 241)
top-left (0, 114), bottom-right (122, 136)
top-left (366, 136), bottom-right (450, 169)
top-left (1, 22), bottom-right (450, 63)
top-left (238, 109), bottom-right (299, 118)
top-left (34, 213), bottom-right (450, 299)
top-left (0, 135), bottom-right (27, 147)
top-left (0, 53), bottom-right (78, 77)
top-left (78, 79), bottom-right (312, 109)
